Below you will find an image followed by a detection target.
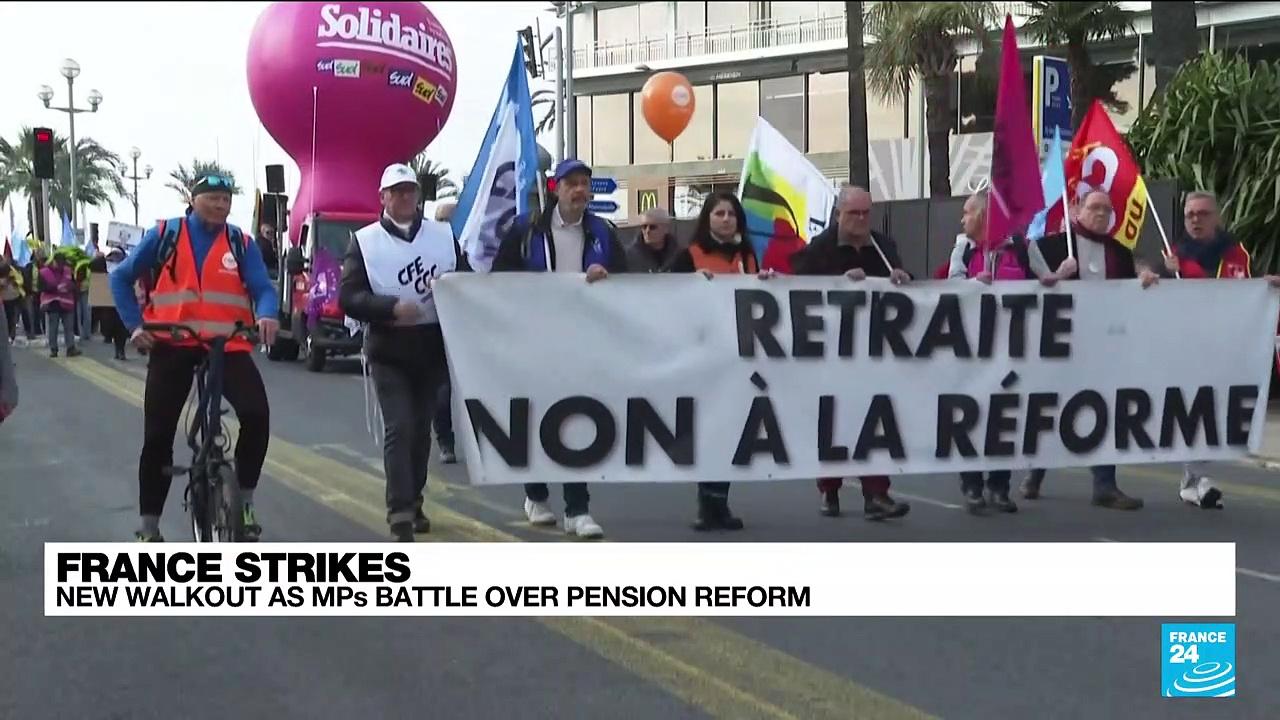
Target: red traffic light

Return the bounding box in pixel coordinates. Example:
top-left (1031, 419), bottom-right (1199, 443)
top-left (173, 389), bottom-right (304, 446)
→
top-left (34, 128), bottom-right (52, 143)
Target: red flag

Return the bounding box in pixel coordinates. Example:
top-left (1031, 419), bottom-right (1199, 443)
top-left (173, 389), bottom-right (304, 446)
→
top-left (984, 15), bottom-right (1043, 250)
top-left (1049, 100), bottom-right (1149, 249)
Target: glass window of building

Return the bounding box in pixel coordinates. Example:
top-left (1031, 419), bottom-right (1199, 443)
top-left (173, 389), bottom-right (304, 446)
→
top-left (770, 2), bottom-right (818, 24)
top-left (592, 93), bottom-right (631, 166)
top-left (807, 71), bottom-right (848, 153)
top-left (676, 1), bottom-right (706, 33)
top-left (716, 81), bottom-right (759, 159)
top-left (633, 91), bottom-right (673, 164)
top-left (673, 85), bottom-right (714, 162)
top-left (572, 10), bottom-right (593, 46)
top-left (597, 5), bottom-right (639, 46)
top-left (707, 1), bottom-right (751, 28)
top-left (576, 95), bottom-right (593, 164)
top-left (761, 76), bottom-right (804, 149)
top-left (638, 2), bottom-right (668, 40)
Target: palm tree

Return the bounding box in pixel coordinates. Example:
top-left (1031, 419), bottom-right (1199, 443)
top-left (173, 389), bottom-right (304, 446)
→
top-left (167, 159), bottom-right (240, 204)
top-left (1022, 1), bottom-right (1138, 128)
top-left (407, 154), bottom-right (458, 201)
top-left (1149, 2), bottom-right (1199, 97)
top-left (864, 1), bottom-right (999, 197)
top-left (0, 126), bottom-right (125, 241)
top-left (531, 88), bottom-right (557, 134)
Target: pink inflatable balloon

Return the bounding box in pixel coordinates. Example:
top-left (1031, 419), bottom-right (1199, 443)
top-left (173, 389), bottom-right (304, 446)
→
top-left (247, 2), bottom-right (456, 243)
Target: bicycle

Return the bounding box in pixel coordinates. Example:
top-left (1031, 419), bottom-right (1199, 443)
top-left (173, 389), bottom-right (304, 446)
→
top-left (142, 321), bottom-right (260, 543)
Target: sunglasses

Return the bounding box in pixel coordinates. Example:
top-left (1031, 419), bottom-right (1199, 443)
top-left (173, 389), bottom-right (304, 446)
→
top-left (642, 224), bottom-right (661, 231)
top-left (199, 175), bottom-right (233, 188)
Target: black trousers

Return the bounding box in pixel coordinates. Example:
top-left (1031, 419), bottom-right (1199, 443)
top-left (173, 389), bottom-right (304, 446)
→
top-left (371, 360), bottom-right (445, 524)
top-left (98, 308), bottom-right (128, 355)
top-left (2, 300), bottom-right (19, 341)
top-left (139, 345), bottom-right (270, 517)
top-left (960, 471), bottom-right (1012, 495)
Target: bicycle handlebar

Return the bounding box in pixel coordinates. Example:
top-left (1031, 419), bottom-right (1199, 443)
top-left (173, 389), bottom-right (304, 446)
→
top-left (141, 322), bottom-right (261, 345)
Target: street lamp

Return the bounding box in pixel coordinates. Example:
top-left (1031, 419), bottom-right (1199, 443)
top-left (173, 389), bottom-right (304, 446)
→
top-left (122, 146), bottom-right (153, 226)
top-left (38, 58), bottom-right (102, 232)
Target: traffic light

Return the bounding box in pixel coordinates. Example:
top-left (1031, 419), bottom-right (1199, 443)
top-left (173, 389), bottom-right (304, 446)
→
top-left (33, 127), bottom-right (55, 180)
top-left (520, 27), bottom-right (539, 78)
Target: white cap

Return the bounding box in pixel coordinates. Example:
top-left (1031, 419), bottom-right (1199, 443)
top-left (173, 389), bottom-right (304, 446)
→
top-left (379, 163), bottom-right (418, 191)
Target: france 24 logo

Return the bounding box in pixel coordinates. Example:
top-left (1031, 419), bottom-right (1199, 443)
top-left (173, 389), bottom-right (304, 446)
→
top-left (1162, 623), bottom-right (1235, 698)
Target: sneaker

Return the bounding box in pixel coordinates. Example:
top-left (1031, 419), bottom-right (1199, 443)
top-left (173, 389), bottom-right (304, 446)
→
top-left (864, 495), bottom-right (911, 521)
top-left (524, 498), bottom-right (557, 526)
top-left (988, 490), bottom-right (1018, 514)
top-left (963, 487), bottom-right (987, 515)
top-left (413, 507), bottom-right (431, 534)
top-left (49, 348), bottom-right (58, 358)
top-left (1180, 476), bottom-right (1223, 509)
top-left (819, 490), bottom-right (841, 517)
top-left (66, 347), bottom-right (82, 358)
top-left (114, 349), bottom-right (127, 361)
top-left (1092, 490), bottom-right (1144, 511)
top-left (134, 529), bottom-right (164, 542)
top-left (693, 500), bottom-right (745, 532)
top-left (564, 514), bottom-right (604, 539)
top-left (241, 504), bottom-right (262, 541)
top-left (439, 444), bottom-right (457, 464)
top-left (390, 521), bottom-right (415, 542)
top-left (1020, 477), bottom-right (1042, 500)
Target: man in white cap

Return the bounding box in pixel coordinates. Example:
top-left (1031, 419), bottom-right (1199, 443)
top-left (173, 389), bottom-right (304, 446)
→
top-left (339, 163), bottom-right (468, 542)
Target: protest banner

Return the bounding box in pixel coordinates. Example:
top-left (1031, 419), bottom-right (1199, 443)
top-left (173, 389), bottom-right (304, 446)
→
top-left (104, 221), bottom-right (144, 253)
top-left (435, 274), bottom-right (1278, 485)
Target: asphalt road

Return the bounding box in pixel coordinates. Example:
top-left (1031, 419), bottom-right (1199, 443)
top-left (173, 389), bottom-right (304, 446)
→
top-left (2, 338), bottom-right (1277, 719)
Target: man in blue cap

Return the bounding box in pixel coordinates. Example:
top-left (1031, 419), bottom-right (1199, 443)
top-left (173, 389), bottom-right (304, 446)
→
top-left (491, 158), bottom-right (628, 539)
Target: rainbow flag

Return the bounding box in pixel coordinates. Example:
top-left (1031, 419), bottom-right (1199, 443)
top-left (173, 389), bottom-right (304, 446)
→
top-left (736, 117), bottom-right (835, 262)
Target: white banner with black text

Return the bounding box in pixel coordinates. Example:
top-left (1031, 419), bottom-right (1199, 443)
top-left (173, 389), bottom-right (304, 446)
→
top-left (434, 274), bottom-right (1279, 486)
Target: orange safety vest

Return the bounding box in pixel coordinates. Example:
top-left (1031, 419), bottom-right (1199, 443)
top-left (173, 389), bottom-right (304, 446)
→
top-left (688, 242), bottom-right (759, 275)
top-left (143, 219), bottom-right (255, 352)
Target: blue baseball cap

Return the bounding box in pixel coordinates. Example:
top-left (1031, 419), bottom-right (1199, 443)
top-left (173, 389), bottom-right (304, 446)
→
top-left (554, 158), bottom-right (592, 182)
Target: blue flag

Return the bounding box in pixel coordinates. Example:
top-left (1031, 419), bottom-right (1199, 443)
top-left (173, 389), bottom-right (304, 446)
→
top-left (1027, 128), bottom-right (1067, 241)
top-left (450, 34), bottom-right (539, 273)
top-left (59, 212), bottom-right (77, 248)
top-left (11, 204), bottom-right (30, 268)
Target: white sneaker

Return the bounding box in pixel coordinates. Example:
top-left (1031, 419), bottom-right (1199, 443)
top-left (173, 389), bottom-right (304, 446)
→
top-left (1180, 476), bottom-right (1223, 509)
top-left (524, 498), bottom-right (557, 526)
top-left (564, 514), bottom-right (604, 539)
top-left (13, 337), bottom-right (27, 348)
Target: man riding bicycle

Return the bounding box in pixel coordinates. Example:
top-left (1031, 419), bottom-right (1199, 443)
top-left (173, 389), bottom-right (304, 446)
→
top-left (109, 174), bottom-right (279, 542)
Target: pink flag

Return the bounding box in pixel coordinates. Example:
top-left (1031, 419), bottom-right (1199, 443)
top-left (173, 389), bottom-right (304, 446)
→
top-left (984, 15), bottom-right (1043, 251)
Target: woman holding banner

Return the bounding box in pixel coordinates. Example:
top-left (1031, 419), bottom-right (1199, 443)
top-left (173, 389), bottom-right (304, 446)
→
top-left (665, 191), bottom-right (761, 531)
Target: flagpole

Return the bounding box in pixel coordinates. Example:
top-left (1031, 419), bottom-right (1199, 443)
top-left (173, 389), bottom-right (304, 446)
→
top-left (1061, 188), bottom-right (1075, 261)
top-left (1145, 195), bottom-right (1180, 279)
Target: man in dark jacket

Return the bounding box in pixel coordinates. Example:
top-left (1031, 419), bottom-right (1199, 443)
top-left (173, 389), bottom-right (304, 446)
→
top-left (491, 158), bottom-right (627, 539)
top-left (339, 163), bottom-right (468, 541)
top-left (789, 185), bottom-right (912, 521)
top-left (1027, 189), bottom-right (1158, 511)
top-left (625, 207), bottom-right (681, 272)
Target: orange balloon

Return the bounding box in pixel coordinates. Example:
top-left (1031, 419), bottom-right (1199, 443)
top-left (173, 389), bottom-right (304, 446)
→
top-left (641, 71), bottom-right (695, 144)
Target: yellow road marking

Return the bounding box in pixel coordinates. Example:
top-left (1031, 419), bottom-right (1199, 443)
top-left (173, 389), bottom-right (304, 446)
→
top-left (52, 353), bottom-right (935, 720)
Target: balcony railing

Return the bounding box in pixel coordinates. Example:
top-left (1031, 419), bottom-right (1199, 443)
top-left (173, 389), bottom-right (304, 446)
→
top-left (574, 15), bottom-right (848, 70)
top-left (571, 3), bottom-right (1039, 72)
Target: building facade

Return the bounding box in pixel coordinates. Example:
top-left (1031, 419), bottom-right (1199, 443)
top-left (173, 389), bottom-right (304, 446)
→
top-left (562, 1), bottom-right (1280, 220)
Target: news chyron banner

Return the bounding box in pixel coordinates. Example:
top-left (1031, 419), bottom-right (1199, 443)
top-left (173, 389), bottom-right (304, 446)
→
top-left (434, 275), bottom-right (1279, 486)
top-left (47, 544), bottom-right (1235, 617)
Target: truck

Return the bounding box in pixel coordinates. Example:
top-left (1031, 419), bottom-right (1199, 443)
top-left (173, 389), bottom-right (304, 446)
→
top-left (266, 210), bottom-right (373, 372)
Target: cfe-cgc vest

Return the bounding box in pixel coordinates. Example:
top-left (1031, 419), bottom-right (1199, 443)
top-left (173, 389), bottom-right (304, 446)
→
top-left (688, 242), bottom-right (759, 275)
top-left (142, 219), bottom-right (256, 352)
top-left (355, 218), bottom-right (457, 325)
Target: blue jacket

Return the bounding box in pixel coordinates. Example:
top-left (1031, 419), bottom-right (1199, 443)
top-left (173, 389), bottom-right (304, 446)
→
top-left (491, 201), bottom-right (628, 273)
top-left (109, 209), bottom-right (279, 332)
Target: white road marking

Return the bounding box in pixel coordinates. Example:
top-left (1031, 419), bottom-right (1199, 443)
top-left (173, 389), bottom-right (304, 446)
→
top-left (891, 492), bottom-right (962, 510)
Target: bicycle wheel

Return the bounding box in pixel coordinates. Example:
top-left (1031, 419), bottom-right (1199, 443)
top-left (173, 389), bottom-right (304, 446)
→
top-left (214, 464), bottom-right (244, 542)
top-left (187, 471), bottom-right (213, 542)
